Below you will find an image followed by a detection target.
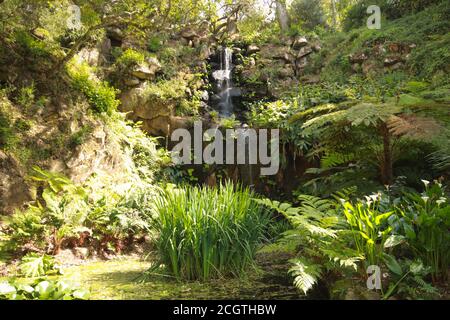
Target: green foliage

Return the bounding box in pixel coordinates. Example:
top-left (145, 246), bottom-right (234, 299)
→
top-left (115, 48), bottom-right (145, 67)
top-left (237, 11), bottom-right (278, 45)
top-left (343, 0), bottom-right (445, 31)
top-left (288, 257), bottom-right (323, 294)
top-left (290, 0), bottom-right (326, 31)
top-left (14, 31), bottom-right (52, 59)
top-left (87, 185), bottom-right (155, 242)
top-left (147, 35), bottom-right (165, 52)
top-left (16, 84), bottom-right (36, 110)
top-left (68, 60), bottom-right (120, 114)
top-left (19, 253), bottom-right (56, 278)
top-left (0, 279), bottom-right (89, 300)
top-left (389, 180), bottom-right (450, 281)
top-left (150, 182), bottom-right (270, 280)
top-left (0, 111), bottom-right (17, 149)
top-left (341, 197), bottom-right (394, 266)
top-left (382, 258), bottom-right (439, 299)
top-left (247, 100), bottom-right (311, 153)
top-left (256, 196), bottom-right (363, 294)
top-left (4, 205), bottom-right (46, 249)
top-left (2, 165), bottom-right (159, 254)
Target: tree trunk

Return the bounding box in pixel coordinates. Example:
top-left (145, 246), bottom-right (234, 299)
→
top-left (330, 0), bottom-right (338, 30)
top-left (380, 123), bottom-right (393, 185)
top-left (275, 0), bottom-right (290, 32)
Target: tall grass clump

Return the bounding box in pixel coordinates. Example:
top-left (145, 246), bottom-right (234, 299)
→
top-left (152, 182), bottom-right (269, 281)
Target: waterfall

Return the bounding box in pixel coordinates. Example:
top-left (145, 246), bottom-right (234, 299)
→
top-left (212, 47), bottom-right (234, 117)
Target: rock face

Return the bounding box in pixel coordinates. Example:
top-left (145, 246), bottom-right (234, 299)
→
top-left (0, 151), bottom-right (34, 214)
top-left (75, 37), bottom-right (112, 67)
top-left (0, 101), bottom-right (136, 214)
top-left (238, 36), bottom-right (321, 99)
top-left (120, 83), bottom-right (173, 120)
top-left (348, 41), bottom-right (413, 75)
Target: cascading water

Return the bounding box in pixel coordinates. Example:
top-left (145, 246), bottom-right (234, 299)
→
top-left (212, 47), bottom-right (234, 117)
top-left (209, 47), bottom-right (255, 188)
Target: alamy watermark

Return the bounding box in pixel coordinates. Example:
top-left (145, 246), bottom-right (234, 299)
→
top-left (170, 121), bottom-right (280, 176)
top-left (367, 5), bottom-right (381, 29)
top-left (367, 265), bottom-right (389, 290)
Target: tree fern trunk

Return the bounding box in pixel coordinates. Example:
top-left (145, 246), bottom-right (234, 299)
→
top-left (380, 123), bottom-right (393, 185)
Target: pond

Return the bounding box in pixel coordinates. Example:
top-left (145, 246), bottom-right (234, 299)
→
top-left (3, 251), bottom-right (303, 300)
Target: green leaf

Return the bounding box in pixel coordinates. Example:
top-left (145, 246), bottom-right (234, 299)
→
top-left (34, 281), bottom-right (53, 299)
top-left (72, 289), bottom-right (90, 300)
top-left (288, 258), bottom-right (322, 295)
top-left (403, 223), bottom-right (416, 240)
top-left (384, 235), bottom-right (406, 248)
top-left (383, 254), bottom-right (403, 276)
top-left (0, 282), bottom-right (17, 296)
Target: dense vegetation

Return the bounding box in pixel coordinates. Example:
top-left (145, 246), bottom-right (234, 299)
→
top-left (0, 0), bottom-right (448, 300)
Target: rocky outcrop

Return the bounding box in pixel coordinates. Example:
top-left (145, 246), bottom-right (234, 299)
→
top-left (238, 37), bottom-right (321, 99)
top-left (0, 99), bottom-right (137, 214)
top-left (349, 42), bottom-right (414, 75)
top-left (180, 22), bottom-right (210, 48)
top-left (0, 151), bottom-right (34, 214)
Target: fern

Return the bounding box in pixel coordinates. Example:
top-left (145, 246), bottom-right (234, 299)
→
top-left (387, 114), bottom-right (442, 139)
top-left (288, 257), bottom-right (322, 294)
top-left (320, 152), bottom-right (355, 169)
top-left (257, 195), bottom-right (363, 295)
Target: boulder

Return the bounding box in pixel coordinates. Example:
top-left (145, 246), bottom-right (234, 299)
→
top-left (291, 36), bottom-right (308, 50)
top-left (140, 115), bottom-right (190, 136)
top-left (131, 58), bottom-right (162, 81)
top-left (124, 78), bottom-right (141, 87)
top-left (247, 45), bottom-right (260, 55)
top-left (349, 52), bottom-right (368, 64)
top-left (278, 66), bottom-right (295, 79)
top-left (181, 28), bottom-right (198, 40)
top-left (384, 56), bottom-right (404, 67)
top-left (146, 57), bottom-right (162, 72)
top-left (312, 43), bottom-right (321, 52)
top-left (132, 65), bottom-right (154, 80)
top-left (77, 47), bottom-right (100, 67)
top-left (106, 27), bottom-right (124, 42)
top-left (295, 57), bottom-right (308, 70)
top-left (120, 83), bottom-right (174, 121)
top-left (300, 74), bottom-right (320, 84)
top-left (297, 46), bottom-right (313, 59)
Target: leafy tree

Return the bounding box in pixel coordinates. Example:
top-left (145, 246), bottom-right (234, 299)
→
top-left (290, 0), bottom-right (327, 31)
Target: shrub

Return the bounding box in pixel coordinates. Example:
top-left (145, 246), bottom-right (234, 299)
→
top-left (389, 180), bottom-right (450, 282)
top-left (147, 35), bottom-right (164, 52)
top-left (151, 182), bottom-right (270, 280)
top-left (16, 84), bottom-right (36, 110)
top-left (0, 112), bottom-right (17, 149)
top-left (115, 48), bottom-right (145, 67)
top-left (68, 60), bottom-right (120, 114)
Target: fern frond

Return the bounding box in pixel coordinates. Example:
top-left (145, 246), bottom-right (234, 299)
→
top-left (387, 115), bottom-right (442, 139)
top-left (288, 257), bottom-right (322, 294)
top-left (320, 152), bottom-right (355, 169)
top-left (319, 245), bottom-right (364, 271)
top-left (289, 103), bottom-right (341, 123)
